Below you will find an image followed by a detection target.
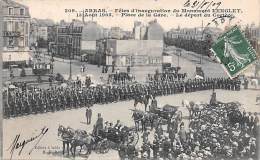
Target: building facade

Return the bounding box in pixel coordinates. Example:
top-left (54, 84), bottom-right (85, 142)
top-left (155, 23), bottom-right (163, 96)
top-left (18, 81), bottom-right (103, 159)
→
top-left (50, 22), bottom-right (83, 58)
top-left (133, 19), bottom-right (164, 40)
top-left (97, 39), bottom-right (163, 66)
top-left (1, 0), bottom-right (31, 68)
top-left (110, 27), bottom-right (123, 39)
top-left (245, 24), bottom-right (260, 53)
top-left (38, 26), bottom-right (48, 40)
top-left (147, 19), bottom-right (164, 40)
top-left (166, 27), bottom-right (222, 42)
top-left (80, 21), bottom-right (103, 62)
top-left (29, 18), bottom-right (55, 48)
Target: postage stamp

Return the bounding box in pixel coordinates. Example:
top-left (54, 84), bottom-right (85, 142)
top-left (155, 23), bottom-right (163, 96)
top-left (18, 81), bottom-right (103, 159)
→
top-left (211, 25), bottom-right (258, 78)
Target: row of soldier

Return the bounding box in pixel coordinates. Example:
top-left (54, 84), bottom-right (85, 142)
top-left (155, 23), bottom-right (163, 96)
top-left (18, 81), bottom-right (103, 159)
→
top-left (107, 72), bottom-right (135, 85)
top-left (147, 72), bottom-right (187, 82)
top-left (3, 77), bottom-right (241, 118)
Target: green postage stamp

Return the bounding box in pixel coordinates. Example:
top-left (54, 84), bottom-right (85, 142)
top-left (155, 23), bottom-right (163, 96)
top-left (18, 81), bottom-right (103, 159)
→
top-left (211, 25), bottom-right (257, 78)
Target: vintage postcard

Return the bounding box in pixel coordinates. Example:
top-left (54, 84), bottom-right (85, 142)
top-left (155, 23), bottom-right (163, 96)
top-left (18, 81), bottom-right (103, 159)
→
top-left (1, 0), bottom-right (260, 160)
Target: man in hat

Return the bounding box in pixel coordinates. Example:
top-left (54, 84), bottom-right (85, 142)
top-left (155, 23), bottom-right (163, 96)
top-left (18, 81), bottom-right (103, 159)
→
top-left (248, 112), bottom-right (254, 133)
top-left (118, 143), bottom-right (127, 159)
top-left (178, 124), bottom-right (187, 144)
top-left (210, 91), bottom-right (217, 105)
top-left (162, 136), bottom-right (171, 159)
top-left (155, 124), bottom-right (164, 140)
top-left (152, 136), bottom-right (160, 159)
top-left (95, 113), bottom-right (103, 136)
top-left (142, 130), bottom-right (150, 144)
top-left (150, 96), bottom-right (157, 112)
top-left (114, 120), bottom-right (122, 131)
top-left (86, 106), bottom-right (92, 124)
top-left (141, 142), bottom-right (151, 159)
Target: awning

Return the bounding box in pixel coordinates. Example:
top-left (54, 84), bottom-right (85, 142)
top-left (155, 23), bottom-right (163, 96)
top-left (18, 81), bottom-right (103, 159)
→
top-left (2, 51), bottom-right (32, 62)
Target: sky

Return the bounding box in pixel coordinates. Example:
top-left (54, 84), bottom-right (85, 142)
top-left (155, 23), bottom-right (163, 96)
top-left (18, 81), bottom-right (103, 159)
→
top-left (15, 0), bottom-right (260, 31)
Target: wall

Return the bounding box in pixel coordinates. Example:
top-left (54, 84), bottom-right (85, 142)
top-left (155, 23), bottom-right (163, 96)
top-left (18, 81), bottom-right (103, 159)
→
top-left (106, 39), bottom-right (163, 66)
top-left (115, 40), bottom-right (163, 56)
top-left (81, 40), bottom-right (96, 51)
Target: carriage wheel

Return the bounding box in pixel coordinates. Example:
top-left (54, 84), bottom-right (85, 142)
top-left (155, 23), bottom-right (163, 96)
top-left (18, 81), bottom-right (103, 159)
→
top-left (128, 131), bottom-right (139, 146)
top-left (98, 140), bottom-right (110, 154)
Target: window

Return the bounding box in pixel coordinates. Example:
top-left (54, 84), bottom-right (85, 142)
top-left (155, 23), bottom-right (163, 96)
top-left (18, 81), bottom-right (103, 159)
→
top-left (7, 21), bottom-right (14, 31)
top-left (20, 8), bottom-right (24, 15)
top-left (8, 7), bottom-right (14, 15)
top-left (18, 22), bottom-right (24, 33)
top-left (8, 37), bottom-right (14, 46)
top-left (18, 37), bottom-right (24, 47)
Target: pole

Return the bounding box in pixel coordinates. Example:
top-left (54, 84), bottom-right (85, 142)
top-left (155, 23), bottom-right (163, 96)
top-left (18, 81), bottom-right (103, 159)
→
top-left (68, 21), bottom-right (73, 81)
top-left (200, 20), bottom-right (204, 64)
top-left (69, 44), bottom-right (72, 81)
top-left (178, 52), bottom-right (180, 67)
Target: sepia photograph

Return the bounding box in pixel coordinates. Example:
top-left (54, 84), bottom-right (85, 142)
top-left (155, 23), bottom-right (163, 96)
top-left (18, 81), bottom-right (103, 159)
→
top-left (1, 0), bottom-right (260, 159)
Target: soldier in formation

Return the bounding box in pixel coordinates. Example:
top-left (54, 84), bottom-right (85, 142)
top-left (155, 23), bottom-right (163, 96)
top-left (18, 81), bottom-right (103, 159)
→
top-left (3, 77), bottom-right (241, 118)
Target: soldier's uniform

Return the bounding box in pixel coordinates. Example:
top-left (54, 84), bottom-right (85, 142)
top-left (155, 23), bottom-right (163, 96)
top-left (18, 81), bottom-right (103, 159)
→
top-left (95, 113), bottom-right (103, 136)
top-left (152, 139), bottom-right (160, 159)
top-left (162, 138), bottom-right (171, 159)
top-left (141, 142), bottom-right (151, 159)
top-left (118, 144), bottom-right (127, 159)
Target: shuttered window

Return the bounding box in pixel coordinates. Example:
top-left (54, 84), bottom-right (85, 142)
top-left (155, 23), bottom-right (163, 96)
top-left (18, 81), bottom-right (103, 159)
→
top-left (15, 22), bottom-right (18, 32)
top-left (3, 21), bottom-right (7, 31)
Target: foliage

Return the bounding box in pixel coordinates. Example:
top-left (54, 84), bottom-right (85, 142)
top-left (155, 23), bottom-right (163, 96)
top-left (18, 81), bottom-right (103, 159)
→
top-left (55, 73), bottom-right (64, 82)
top-left (164, 36), bottom-right (213, 57)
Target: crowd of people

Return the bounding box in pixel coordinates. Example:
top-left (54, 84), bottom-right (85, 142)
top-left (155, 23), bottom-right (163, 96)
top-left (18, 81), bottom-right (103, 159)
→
top-left (118, 100), bottom-right (259, 160)
top-left (3, 77), bottom-right (241, 118)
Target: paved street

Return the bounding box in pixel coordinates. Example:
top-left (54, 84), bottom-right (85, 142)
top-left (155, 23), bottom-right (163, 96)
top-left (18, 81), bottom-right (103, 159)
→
top-left (2, 47), bottom-right (233, 86)
top-left (3, 89), bottom-right (260, 160)
top-left (2, 47), bottom-right (259, 160)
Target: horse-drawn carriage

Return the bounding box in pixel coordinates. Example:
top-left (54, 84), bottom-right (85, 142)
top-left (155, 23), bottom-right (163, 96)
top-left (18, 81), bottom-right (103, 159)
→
top-left (131, 104), bottom-right (182, 131)
top-left (150, 104), bottom-right (182, 124)
top-left (58, 124), bottom-right (139, 157)
top-left (94, 125), bottom-right (139, 148)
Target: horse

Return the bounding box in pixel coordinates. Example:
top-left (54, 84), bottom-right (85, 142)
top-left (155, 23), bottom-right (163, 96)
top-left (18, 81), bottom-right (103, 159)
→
top-left (193, 102), bottom-right (205, 117)
top-left (70, 131), bottom-right (95, 157)
top-left (132, 110), bottom-right (144, 131)
top-left (57, 125), bottom-right (74, 155)
top-left (182, 100), bottom-right (204, 119)
top-left (134, 94), bottom-right (151, 111)
top-left (182, 100), bottom-right (194, 119)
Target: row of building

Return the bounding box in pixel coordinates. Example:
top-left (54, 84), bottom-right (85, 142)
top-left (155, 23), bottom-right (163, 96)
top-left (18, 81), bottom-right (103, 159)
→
top-left (165, 26), bottom-right (223, 42)
top-left (1, 0), bottom-right (165, 68)
top-left (41, 19), bottom-right (165, 66)
top-left (2, 0), bottom-right (260, 69)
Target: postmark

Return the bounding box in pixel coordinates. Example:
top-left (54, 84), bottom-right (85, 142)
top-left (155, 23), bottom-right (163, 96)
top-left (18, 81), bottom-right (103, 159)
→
top-left (211, 25), bottom-right (257, 78)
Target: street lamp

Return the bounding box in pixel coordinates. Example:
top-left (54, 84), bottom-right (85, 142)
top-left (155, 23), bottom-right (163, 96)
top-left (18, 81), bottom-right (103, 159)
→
top-left (199, 29), bottom-right (208, 64)
top-left (68, 42), bottom-right (72, 81)
top-left (67, 22), bottom-right (73, 81)
top-left (176, 48), bottom-right (181, 67)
